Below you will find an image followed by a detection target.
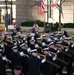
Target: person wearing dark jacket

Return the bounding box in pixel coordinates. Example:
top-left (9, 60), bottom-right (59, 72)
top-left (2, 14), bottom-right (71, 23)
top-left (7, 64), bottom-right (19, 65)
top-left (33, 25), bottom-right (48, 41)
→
top-left (28, 49), bottom-right (41, 75)
top-left (0, 49), bottom-right (10, 75)
top-left (4, 36), bottom-right (14, 60)
top-left (11, 46), bottom-right (22, 75)
top-left (19, 43), bottom-right (29, 75)
top-left (26, 33), bottom-right (31, 47)
top-left (12, 28), bottom-right (17, 37)
top-left (34, 31), bottom-right (40, 43)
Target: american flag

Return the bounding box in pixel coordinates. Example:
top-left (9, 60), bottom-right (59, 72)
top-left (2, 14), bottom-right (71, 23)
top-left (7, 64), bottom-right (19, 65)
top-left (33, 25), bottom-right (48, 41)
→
top-left (38, 0), bottom-right (45, 15)
top-left (51, 0), bottom-right (58, 7)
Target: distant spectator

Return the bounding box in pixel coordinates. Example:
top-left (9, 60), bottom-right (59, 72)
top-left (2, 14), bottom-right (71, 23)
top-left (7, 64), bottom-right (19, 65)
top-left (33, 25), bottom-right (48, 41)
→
top-left (63, 31), bottom-right (69, 37)
top-left (55, 22), bottom-right (59, 31)
top-left (32, 22), bottom-right (39, 33)
top-left (51, 24), bottom-right (56, 32)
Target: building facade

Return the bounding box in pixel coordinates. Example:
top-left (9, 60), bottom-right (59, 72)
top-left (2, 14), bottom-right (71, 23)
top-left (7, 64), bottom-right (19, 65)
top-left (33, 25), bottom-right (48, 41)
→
top-left (0, 0), bottom-right (74, 25)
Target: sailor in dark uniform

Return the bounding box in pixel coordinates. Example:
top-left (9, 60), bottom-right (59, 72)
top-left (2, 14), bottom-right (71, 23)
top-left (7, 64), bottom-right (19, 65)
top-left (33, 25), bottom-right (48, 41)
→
top-left (41, 48), bottom-right (52, 75)
top-left (42, 34), bottom-right (50, 45)
top-left (26, 33), bottom-right (31, 47)
top-left (12, 28), bottom-right (17, 37)
top-left (34, 31), bottom-right (40, 43)
top-left (36, 38), bottom-right (43, 53)
top-left (19, 43), bottom-right (29, 75)
top-left (29, 39), bottom-right (36, 49)
top-left (11, 46), bottom-right (22, 75)
top-left (28, 49), bottom-right (41, 75)
top-left (3, 32), bottom-right (9, 42)
top-left (61, 37), bottom-right (73, 75)
top-left (0, 49), bottom-right (10, 75)
top-left (4, 36), bottom-right (14, 60)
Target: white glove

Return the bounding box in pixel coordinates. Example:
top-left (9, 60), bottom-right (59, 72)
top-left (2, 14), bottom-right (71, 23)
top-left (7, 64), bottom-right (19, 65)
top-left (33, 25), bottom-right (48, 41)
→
top-left (27, 48), bottom-right (31, 52)
top-left (41, 59), bottom-right (46, 63)
top-left (37, 55), bottom-right (41, 59)
top-left (54, 48), bottom-right (57, 51)
top-left (23, 38), bottom-right (26, 40)
top-left (57, 50), bottom-right (60, 53)
top-left (48, 38), bottom-right (52, 42)
top-left (48, 53), bottom-right (52, 56)
top-left (52, 57), bottom-right (56, 61)
top-left (42, 42), bottom-right (46, 46)
top-left (2, 57), bottom-right (8, 61)
top-left (1, 45), bottom-right (3, 48)
top-left (35, 44), bottom-right (39, 48)
top-left (71, 44), bottom-right (74, 48)
top-left (25, 40), bottom-right (27, 43)
top-left (19, 52), bottom-right (25, 56)
top-left (65, 49), bottom-right (68, 52)
top-left (14, 43), bottom-right (17, 45)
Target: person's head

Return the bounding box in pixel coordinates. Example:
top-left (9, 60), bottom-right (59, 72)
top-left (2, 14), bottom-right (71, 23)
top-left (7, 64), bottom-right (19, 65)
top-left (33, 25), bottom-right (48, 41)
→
top-left (13, 65), bottom-right (22, 75)
top-left (13, 28), bottom-right (17, 33)
top-left (6, 36), bottom-right (12, 42)
top-left (31, 49), bottom-right (38, 57)
top-left (27, 33), bottom-right (31, 37)
top-left (43, 34), bottom-right (47, 39)
top-left (34, 22), bottom-right (36, 25)
top-left (14, 69), bottom-right (21, 75)
top-left (4, 33), bottom-right (9, 37)
top-left (63, 37), bottom-right (70, 43)
top-left (30, 39), bottom-right (35, 45)
top-left (12, 46), bottom-right (18, 53)
top-left (43, 48), bottom-right (49, 55)
top-left (36, 38), bottom-right (41, 43)
top-left (36, 31), bottom-right (38, 34)
top-left (49, 42), bottom-right (55, 49)
top-left (20, 43), bottom-right (26, 50)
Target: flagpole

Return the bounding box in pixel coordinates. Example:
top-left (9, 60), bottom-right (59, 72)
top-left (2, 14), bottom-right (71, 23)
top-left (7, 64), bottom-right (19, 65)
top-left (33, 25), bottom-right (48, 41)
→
top-left (44, 11), bottom-right (46, 33)
top-left (59, 0), bottom-right (62, 31)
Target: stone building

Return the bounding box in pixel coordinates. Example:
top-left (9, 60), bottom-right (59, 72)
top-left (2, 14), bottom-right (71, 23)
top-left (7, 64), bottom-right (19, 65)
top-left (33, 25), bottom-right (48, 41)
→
top-left (0, 0), bottom-right (74, 25)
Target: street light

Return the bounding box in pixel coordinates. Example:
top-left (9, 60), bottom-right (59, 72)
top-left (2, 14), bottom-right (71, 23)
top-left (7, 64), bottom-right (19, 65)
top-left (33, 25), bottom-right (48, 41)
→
top-left (11, 0), bottom-right (13, 24)
top-left (47, 0), bottom-right (52, 22)
top-left (48, 18), bottom-right (52, 32)
top-left (5, 0), bottom-right (8, 14)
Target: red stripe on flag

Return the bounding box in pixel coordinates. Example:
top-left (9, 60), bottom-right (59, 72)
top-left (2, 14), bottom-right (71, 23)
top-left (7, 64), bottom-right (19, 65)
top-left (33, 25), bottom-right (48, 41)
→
top-left (38, 6), bottom-right (44, 15)
top-left (37, 0), bottom-right (45, 15)
top-left (51, 0), bottom-right (58, 7)
top-left (41, 0), bottom-right (45, 10)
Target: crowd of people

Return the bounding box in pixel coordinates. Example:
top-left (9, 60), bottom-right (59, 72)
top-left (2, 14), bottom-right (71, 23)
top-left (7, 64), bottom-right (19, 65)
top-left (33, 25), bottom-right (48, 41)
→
top-left (0, 26), bottom-right (74, 75)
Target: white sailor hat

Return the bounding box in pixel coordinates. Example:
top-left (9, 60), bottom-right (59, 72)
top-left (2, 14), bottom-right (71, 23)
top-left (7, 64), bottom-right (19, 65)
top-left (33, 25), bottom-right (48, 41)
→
top-left (30, 33), bottom-right (35, 36)
top-left (27, 33), bottom-right (30, 35)
top-left (43, 48), bottom-right (49, 51)
top-left (6, 36), bottom-right (12, 39)
top-left (12, 46), bottom-right (17, 50)
top-left (49, 33), bottom-right (53, 36)
top-left (58, 32), bottom-right (62, 34)
top-left (30, 49), bottom-right (37, 53)
top-left (20, 43), bottom-right (25, 47)
top-left (56, 41), bottom-right (62, 44)
top-left (43, 34), bottom-right (47, 37)
top-left (64, 37), bottom-right (71, 40)
top-left (55, 34), bottom-right (59, 36)
top-left (36, 38), bottom-right (41, 40)
top-left (29, 39), bottom-right (35, 42)
top-left (49, 42), bottom-right (54, 46)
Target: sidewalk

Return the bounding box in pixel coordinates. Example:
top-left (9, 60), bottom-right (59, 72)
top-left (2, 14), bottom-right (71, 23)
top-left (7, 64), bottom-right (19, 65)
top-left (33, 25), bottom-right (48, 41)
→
top-left (20, 26), bottom-right (74, 36)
